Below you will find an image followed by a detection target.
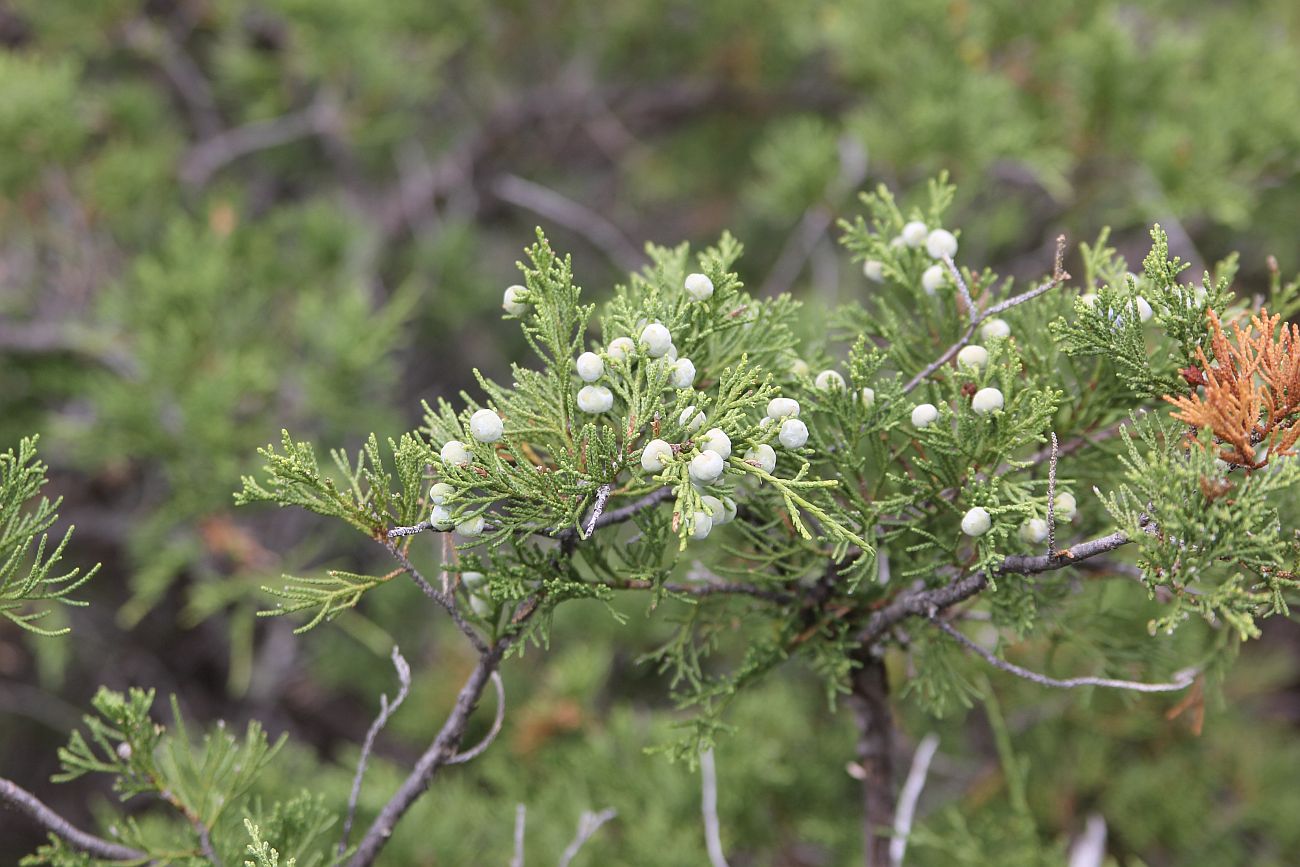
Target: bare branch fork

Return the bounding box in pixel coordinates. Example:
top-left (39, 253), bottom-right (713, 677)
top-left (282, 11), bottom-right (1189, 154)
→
top-left (700, 748), bottom-right (731, 867)
top-left (0, 777), bottom-right (150, 863)
top-left (558, 807), bottom-right (618, 867)
top-left (339, 646), bottom-right (413, 855)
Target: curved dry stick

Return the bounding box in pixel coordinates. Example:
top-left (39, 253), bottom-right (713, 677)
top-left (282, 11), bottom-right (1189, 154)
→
top-left (339, 646), bottom-right (413, 855)
top-left (0, 777), bottom-right (150, 863)
top-left (933, 619), bottom-right (1197, 692)
top-left (699, 749), bottom-right (730, 867)
top-left (890, 734), bottom-right (940, 867)
top-left (558, 808), bottom-right (618, 867)
top-left (447, 671), bottom-right (505, 765)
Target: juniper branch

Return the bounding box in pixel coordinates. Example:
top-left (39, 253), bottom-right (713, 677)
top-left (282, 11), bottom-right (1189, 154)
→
top-left (0, 777), bottom-right (151, 863)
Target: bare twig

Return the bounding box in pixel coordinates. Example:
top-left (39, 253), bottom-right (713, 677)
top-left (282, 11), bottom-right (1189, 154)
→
top-left (447, 671), bottom-right (505, 764)
top-left (557, 808), bottom-right (618, 867)
top-left (197, 824), bottom-right (222, 867)
top-left (383, 541), bottom-right (488, 655)
top-left (941, 255), bottom-right (976, 326)
top-left (181, 96), bottom-right (340, 188)
top-left (0, 320), bottom-right (138, 379)
top-left (339, 646), bottom-right (413, 855)
top-left (582, 483), bottom-right (613, 538)
top-left (1068, 814), bottom-right (1109, 867)
top-left (490, 175), bottom-right (644, 272)
top-left (0, 777), bottom-right (150, 862)
top-left (1047, 432), bottom-right (1059, 556)
top-left (891, 734), bottom-right (940, 867)
top-left (699, 748), bottom-right (731, 867)
top-left (903, 236), bottom-right (1069, 394)
top-left (387, 520), bottom-right (433, 538)
top-left (933, 619), bottom-right (1197, 692)
top-left (511, 804), bottom-right (527, 867)
top-left (348, 642), bottom-right (513, 867)
top-left (599, 577), bottom-right (795, 604)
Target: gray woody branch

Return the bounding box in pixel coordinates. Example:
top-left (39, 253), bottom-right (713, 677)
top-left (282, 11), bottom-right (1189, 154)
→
top-left (0, 777), bottom-right (150, 863)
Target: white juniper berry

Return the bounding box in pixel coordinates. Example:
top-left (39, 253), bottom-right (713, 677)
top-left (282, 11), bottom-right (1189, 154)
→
top-left (956, 344), bottom-right (989, 370)
top-left (440, 440), bottom-right (472, 467)
top-left (1019, 518), bottom-right (1049, 544)
top-left (744, 443), bottom-right (776, 473)
top-left (690, 510), bottom-right (714, 540)
top-left (575, 351), bottom-right (604, 382)
top-left (688, 450), bottom-right (725, 484)
top-left (901, 220), bottom-right (929, 247)
top-left (456, 515), bottom-right (486, 537)
top-left (671, 358), bottom-right (696, 388)
top-left (971, 387), bottom-right (1004, 415)
top-left (921, 264), bottom-right (947, 294)
top-left (767, 397), bottom-right (800, 419)
top-left (961, 506), bottom-right (992, 537)
top-left (684, 272), bottom-right (714, 301)
top-left (858, 387), bottom-right (875, 409)
top-left (576, 385), bottom-right (614, 413)
top-left (639, 322), bottom-right (672, 357)
top-left (641, 438), bottom-right (674, 473)
top-left (862, 259), bottom-right (885, 282)
top-left (911, 403), bottom-right (938, 428)
top-left (606, 336), bottom-right (635, 361)
top-left (469, 409), bottom-right (503, 443)
top-left (502, 284), bottom-right (529, 315)
top-left (429, 504), bottom-right (453, 529)
top-left (1054, 491), bottom-right (1077, 522)
top-left (925, 228), bottom-right (958, 259)
top-left (428, 482), bottom-right (454, 504)
top-left (980, 318), bottom-right (1011, 340)
top-left (699, 428), bottom-right (732, 460)
top-left (679, 405), bottom-right (706, 432)
top-left (815, 369), bottom-right (846, 391)
top-left (778, 418), bottom-right (809, 449)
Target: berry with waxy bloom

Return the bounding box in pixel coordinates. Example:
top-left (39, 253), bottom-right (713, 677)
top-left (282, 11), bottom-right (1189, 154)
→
top-left (901, 220), bottom-right (928, 247)
top-left (922, 264), bottom-right (947, 295)
top-left (461, 571), bottom-right (487, 591)
top-left (502, 284), bottom-right (529, 315)
top-left (671, 358), bottom-right (696, 389)
top-left (690, 510), bottom-right (714, 540)
top-left (429, 482), bottom-right (454, 505)
top-left (1020, 518), bottom-right (1049, 544)
top-left (1135, 296), bottom-right (1154, 322)
top-left (957, 344), bottom-right (989, 370)
top-left (863, 260), bottom-right (885, 283)
top-left (575, 351), bottom-right (604, 382)
top-left (971, 387), bottom-right (1004, 415)
top-left (700, 494), bottom-right (725, 520)
top-left (911, 403), bottom-right (938, 428)
top-left (576, 385), bottom-right (614, 413)
top-left (639, 323), bottom-right (672, 357)
top-left (1080, 293), bottom-right (1098, 308)
top-left (926, 228), bottom-right (958, 259)
top-left (1054, 492), bottom-right (1077, 522)
top-left (717, 496), bottom-right (737, 525)
top-left (679, 405), bottom-right (706, 432)
top-left (699, 428), bottom-right (732, 460)
top-left (641, 439), bottom-right (674, 473)
top-left (745, 444), bottom-right (776, 473)
top-left (607, 336), bottom-right (635, 361)
top-left (456, 515), bottom-right (486, 537)
top-left (859, 387), bottom-right (875, 409)
top-left (440, 440), bottom-right (472, 467)
top-left (815, 369), bottom-right (845, 391)
top-left (779, 418), bottom-right (809, 449)
top-left (767, 397), bottom-right (800, 419)
top-left (430, 505), bottom-right (453, 529)
top-left (689, 450), bottom-right (725, 484)
top-left (981, 318), bottom-right (1011, 340)
top-left (469, 408), bottom-right (504, 443)
top-left (665, 343), bottom-right (679, 362)
top-left (685, 272), bottom-right (714, 301)
top-left (469, 595), bottom-right (492, 617)
top-left (961, 507), bottom-right (992, 537)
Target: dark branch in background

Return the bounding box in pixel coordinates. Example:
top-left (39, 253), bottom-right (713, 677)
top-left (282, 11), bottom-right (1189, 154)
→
top-left (0, 320), bottom-right (139, 379)
top-left (340, 646), bottom-right (412, 855)
top-left (490, 176), bottom-right (645, 272)
top-left (0, 777), bottom-right (150, 863)
top-left (846, 650), bottom-right (894, 867)
top-left (932, 619), bottom-right (1198, 692)
top-left (904, 236), bottom-right (1069, 393)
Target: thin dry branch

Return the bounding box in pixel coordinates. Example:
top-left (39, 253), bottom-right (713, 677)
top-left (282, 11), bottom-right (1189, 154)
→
top-left (0, 777), bottom-right (150, 863)
top-left (933, 619), bottom-right (1197, 692)
top-left (490, 175), bottom-right (644, 272)
top-left (891, 734), bottom-right (940, 867)
top-left (340, 646), bottom-right (412, 855)
top-left (447, 671), bottom-right (505, 765)
top-left (558, 808), bottom-right (618, 867)
top-left (699, 748), bottom-right (731, 867)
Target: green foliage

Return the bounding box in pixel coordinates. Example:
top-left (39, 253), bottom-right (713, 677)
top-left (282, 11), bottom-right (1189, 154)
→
top-left (0, 436), bottom-right (98, 635)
